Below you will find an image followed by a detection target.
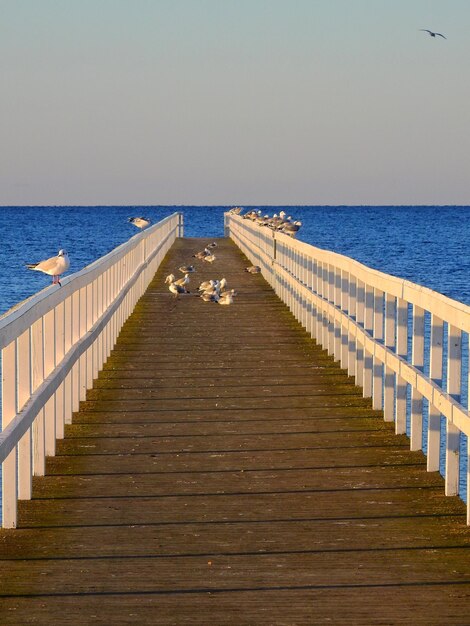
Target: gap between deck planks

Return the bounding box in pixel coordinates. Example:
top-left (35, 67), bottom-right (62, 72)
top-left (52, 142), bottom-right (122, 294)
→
top-left (0, 237), bottom-right (469, 625)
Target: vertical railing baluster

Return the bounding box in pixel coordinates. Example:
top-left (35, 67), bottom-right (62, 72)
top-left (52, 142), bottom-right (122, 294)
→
top-left (340, 270), bottom-right (349, 370)
top-left (446, 325), bottom-right (461, 495)
top-left (322, 263), bottom-right (330, 349)
top-left (410, 306), bottom-right (425, 450)
top-left (363, 286), bottom-right (374, 398)
top-left (428, 315), bottom-right (443, 471)
top-left (55, 301), bottom-right (65, 440)
top-left (395, 298), bottom-right (408, 434)
top-left (31, 318), bottom-right (45, 476)
top-left (64, 296), bottom-right (73, 424)
top-left (1, 340), bottom-right (18, 528)
top-left (71, 291), bottom-right (80, 413)
top-left (327, 265), bottom-right (335, 356)
top-left (467, 332), bottom-right (470, 525)
top-left (347, 276), bottom-right (357, 377)
top-left (333, 267), bottom-right (342, 361)
top-left (86, 283), bottom-right (93, 390)
top-left (17, 329), bottom-right (32, 500)
top-left (372, 289), bottom-right (384, 410)
top-left (383, 294), bottom-right (396, 421)
top-left (355, 279), bottom-right (365, 386)
top-left (43, 309), bottom-right (56, 456)
top-left (79, 287), bottom-right (87, 401)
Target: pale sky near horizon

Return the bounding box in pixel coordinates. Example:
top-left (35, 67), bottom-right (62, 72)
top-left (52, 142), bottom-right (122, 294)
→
top-left (1, 0), bottom-right (469, 205)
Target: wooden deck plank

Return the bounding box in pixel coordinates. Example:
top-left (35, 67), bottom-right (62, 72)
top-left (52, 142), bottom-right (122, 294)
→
top-left (1, 236), bottom-right (469, 625)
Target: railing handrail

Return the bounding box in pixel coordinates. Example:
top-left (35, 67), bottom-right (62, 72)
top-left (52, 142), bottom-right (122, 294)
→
top-left (0, 213), bottom-right (180, 350)
top-left (226, 212), bottom-right (470, 524)
top-left (1, 212), bottom-right (183, 527)
top-left (228, 214), bottom-right (470, 332)
top-left (277, 232), bottom-right (470, 332)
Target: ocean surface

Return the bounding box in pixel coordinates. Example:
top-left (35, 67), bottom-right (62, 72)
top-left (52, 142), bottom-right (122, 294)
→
top-left (0, 205), bottom-right (469, 505)
top-left (0, 205), bottom-right (469, 315)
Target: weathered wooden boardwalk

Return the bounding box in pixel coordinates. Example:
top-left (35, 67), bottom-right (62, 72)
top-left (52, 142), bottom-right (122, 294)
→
top-left (1, 237), bottom-right (470, 624)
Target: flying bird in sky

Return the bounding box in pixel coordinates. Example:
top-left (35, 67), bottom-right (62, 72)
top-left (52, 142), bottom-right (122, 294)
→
top-left (420, 29), bottom-right (446, 39)
top-left (26, 249), bottom-right (70, 285)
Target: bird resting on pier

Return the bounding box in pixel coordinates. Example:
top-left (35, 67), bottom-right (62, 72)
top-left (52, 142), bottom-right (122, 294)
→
top-left (25, 249), bottom-right (70, 285)
top-left (128, 217), bottom-right (151, 229)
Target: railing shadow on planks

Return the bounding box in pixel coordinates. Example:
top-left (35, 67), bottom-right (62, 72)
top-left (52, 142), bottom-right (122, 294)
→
top-left (225, 212), bottom-right (470, 524)
top-left (0, 212), bottom-right (183, 528)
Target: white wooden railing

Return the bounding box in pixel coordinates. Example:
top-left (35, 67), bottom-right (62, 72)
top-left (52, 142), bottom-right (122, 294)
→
top-left (0, 212), bottom-right (183, 528)
top-left (226, 212), bottom-right (470, 523)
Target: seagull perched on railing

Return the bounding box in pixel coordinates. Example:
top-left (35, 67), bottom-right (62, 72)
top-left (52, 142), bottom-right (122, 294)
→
top-left (128, 217), bottom-right (151, 229)
top-left (420, 29), bottom-right (446, 39)
top-left (25, 249), bottom-right (70, 285)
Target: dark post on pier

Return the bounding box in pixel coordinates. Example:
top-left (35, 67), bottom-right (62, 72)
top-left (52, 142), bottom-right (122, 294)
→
top-left (0, 213), bottom-right (469, 624)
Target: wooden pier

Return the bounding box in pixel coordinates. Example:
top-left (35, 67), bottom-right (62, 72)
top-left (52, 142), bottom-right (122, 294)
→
top-left (1, 237), bottom-right (470, 624)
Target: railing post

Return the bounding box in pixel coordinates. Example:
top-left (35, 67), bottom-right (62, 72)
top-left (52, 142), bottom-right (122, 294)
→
top-left (347, 277), bottom-right (357, 377)
top-left (363, 286), bottom-right (374, 398)
top-left (446, 325), bottom-right (461, 495)
top-left (31, 317), bottom-right (45, 476)
top-left (355, 280), bottom-right (365, 387)
top-left (395, 298), bottom-right (408, 434)
top-left (17, 329), bottom-right (32, 500)
top-left (383, 294), bottom-right (396, 422)
top-left (428, 315), bottom-right (443, 471)
top-left (372, 289), bottom-right (384, 410)
top-left (410, 306), bottom-right (425, 450)
top-left (340, 271), bottom-right (349, 370)
top-left (179, 212), bottom-right (184, 238)
top-left (468, 332), bottom-right (470, 525)
top-left (1, 340), bottom-right (18, 528)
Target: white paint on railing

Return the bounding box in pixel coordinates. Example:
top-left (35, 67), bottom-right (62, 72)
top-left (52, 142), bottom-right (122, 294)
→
top-left (226, 212), bottom-right (470, 524)
top-left (0, 212), bottom-right (183, 528)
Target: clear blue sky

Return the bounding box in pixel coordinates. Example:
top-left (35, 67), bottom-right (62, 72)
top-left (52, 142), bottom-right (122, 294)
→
top-left (1, 0), bottom-right (469, 205)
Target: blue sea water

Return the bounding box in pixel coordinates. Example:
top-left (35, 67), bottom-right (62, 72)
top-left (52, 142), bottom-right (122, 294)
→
top-left (0, 206), bottom-right (469, 507)
top-left (0, 205), bottom-right (469, 315)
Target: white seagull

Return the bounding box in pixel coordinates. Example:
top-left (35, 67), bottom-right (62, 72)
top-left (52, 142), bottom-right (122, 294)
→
top-left (128, 217), bottom-right (151, 229)
top-left (218, 290), bottom-right (236, 305)
top-left (169, 282), bottom-right (187, 298)
top-left (174, 273), bottom-right (190, 288)
top-left (26, 249), bottom-right (70, 285)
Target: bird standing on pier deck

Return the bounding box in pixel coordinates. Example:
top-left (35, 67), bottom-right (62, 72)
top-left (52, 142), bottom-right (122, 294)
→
top-left (174, 273), bottom-right (190, 288)
top-left (169, 282), bottom-right (187, 298)
top-left (25, 249), bottom-right (70, 285)
top-left (179, 265), bottom-right (196, 273)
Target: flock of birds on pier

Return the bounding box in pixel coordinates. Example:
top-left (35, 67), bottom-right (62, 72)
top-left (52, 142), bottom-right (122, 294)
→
top-left (23, 208), bottom-right (282, 288)
top-left (163, 241), bottom-right (243, 305)
top-left (228, 206), bottom-right (302, 238)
